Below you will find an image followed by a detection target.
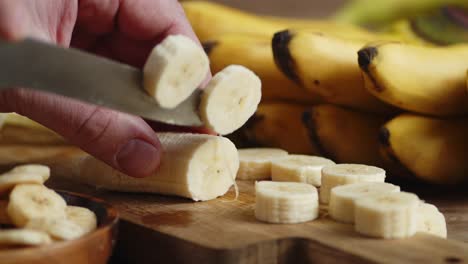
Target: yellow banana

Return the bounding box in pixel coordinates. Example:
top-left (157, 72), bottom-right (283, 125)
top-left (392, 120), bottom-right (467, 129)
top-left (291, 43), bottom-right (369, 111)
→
top-left (182, 0), bottom-right (390, 42)
top-left (384, 20), bottom-right (433, 46)
top-left (302, 104), bottom-right (391, 168)
top-left (229, 103), bottom-right (320, 155)
top-left (272, 30), bottom-right (397, 114)
top-left (203, 33), bottom-right (321, 104)
top-left (0, 113), bottom-right (65, 145)
top-left (359, 42), bottom-right (468, 116)
top-left (380, 114), bottom-right (468, 184)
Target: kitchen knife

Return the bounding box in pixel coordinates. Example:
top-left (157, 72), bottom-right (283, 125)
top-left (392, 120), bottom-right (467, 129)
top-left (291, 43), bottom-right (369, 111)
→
top-left (0, 38), bottom-right (203, 126)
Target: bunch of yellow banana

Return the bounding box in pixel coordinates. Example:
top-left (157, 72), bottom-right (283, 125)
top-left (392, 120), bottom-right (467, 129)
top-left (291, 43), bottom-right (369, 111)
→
top-left (184, 1), bottom-right (468, 184)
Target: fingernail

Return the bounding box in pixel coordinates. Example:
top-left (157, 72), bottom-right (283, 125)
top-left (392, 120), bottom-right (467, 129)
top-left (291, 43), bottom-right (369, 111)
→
top-left (116, 139), bottom-right (161, 178)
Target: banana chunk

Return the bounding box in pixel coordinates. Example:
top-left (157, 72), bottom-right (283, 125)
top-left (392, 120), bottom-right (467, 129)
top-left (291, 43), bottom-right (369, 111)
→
top-left (66, 206), bottom-right (97, 234)
top-left (143, 34), bottom-right (209, 109)
top-left (417, 203), bottom-right (447, 238)
top-left (355, 192), bottom-right (420, 239)
top-left (237, 148), bottom-right (288, 180)
top-left (271, 155), bottom-right (335, 186)
top-left (0, 174), bottom-right (45, 195)
top-left (320, 164), bottom-right (386, 204)
top-left (26, 218), bottom-right (86, 241)
top-left (7, 184), bottom-right (67, 227)
top-left (0, 229), bottom-right (51, 246)
top-left (78, 133), bottom-right (239, 201)
top-left (255, 181), bottom-right (319, 224)
top-left (199, 65), bottom-right (262, 135)
top-left (329, 182), bottom-right (400, 223)
top-left (10, 164), bottom-right (50, 181)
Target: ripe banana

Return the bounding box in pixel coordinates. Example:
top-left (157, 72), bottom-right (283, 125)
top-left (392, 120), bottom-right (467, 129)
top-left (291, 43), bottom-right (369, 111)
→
top-left (77, 133), bottom-right (239, 201)
top-left (354, 192), bottom-right (420, 239)
top-left (0, 113), bottom-right (64, 145)
top-left (7, 184), bottom-right (67, 227)
top-left (143, 34), bottom-right (209, 109)
top-left (329, 182), bottom-right (400, 223)
top-left (379, 114), bottom-right (468, 184)
top-left (332, 0), bottom-right (468, 27)
top-left (417, 203), bottom-right (447, 238)
top-left (199, 65), bottom-right (261, 135)
top-left (182, 0), bottom-right (382, 42)
top-left (271, 155), bottom-right (335, 187)
top-left (26, 217), bottom-right (86, 241)
top-left (272, 30), bottom-right (397, 114)
top-left (203, 33), bottom-right (321, 104)
top-left (236, 148), bottom-right (288, 180)
top-left (320, 164), bottom-right (386, 204)
top-left (0, 229), bottom-right (51, 246)
top-left (359, 42), bottom-right (468, 116)
top-left (302, 104), bottom-right (391, 168)
top-left (254, 181), bottom-right (319, 224)
top-left (65, 206), bottom-right (97, 234)
top-left (231, 103), bottom-right (321, 155)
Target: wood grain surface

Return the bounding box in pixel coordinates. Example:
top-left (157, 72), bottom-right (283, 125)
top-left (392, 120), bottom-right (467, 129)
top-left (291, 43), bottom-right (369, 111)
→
top-left (47, 177), bottom-right (468, 264)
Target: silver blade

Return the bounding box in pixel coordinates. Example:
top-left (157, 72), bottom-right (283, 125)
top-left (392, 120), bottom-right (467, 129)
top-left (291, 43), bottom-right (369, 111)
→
top-left (0, 38), bottom-right (203, 126)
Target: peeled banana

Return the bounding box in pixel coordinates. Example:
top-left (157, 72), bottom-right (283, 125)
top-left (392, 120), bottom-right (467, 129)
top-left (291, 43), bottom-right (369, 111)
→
top-left (329, 182), bottom-right (400, 223)
top-left (359, 42), bottom-right (468, 116)
top-left (26, 217), bottom-right (86, 241)
top-left (0, 229), bottom-right (51, 246)
top-left (143, 35), bottom-right (209, 109)
top-left (272, 30), bottom-right (396, 114)
top-left (320, 164), bottom-right (386, 204)
top-left (302, 104), bottom-right (391, 168)
top-left (199, 65), bottom-right (261, 135)
top-left (77, 133), bottom-right (239, 201)
top-left (65, 206), bottom-right (98, 235)
top-left (271, 155), bottom-right (335, 187)
top-left (236, 148), bottom-right (288, 180)
top-left (255, 181), bottom-right (319, 224)
top-left (379, 114), bottom-right (468, 184)
top-left (354, 192), bottom-right (420, 239)
top-left (230, 103), bottom-right (320, 155)
top-left (203, 33), bottom-right (321, 104)
top-left (417, 203), bottom-right (447, 238)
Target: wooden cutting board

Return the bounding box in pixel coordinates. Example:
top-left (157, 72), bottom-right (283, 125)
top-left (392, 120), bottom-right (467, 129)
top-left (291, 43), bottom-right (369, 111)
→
top-left (47, 178), bottom-right (468, 264)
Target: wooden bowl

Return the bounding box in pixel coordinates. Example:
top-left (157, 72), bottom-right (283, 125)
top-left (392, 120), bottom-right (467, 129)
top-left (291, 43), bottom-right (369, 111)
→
top-left (0, 190), bottom-right (119, 264)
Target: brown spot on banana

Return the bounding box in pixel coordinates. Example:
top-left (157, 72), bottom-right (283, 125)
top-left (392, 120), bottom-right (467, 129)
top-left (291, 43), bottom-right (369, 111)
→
top-left (202, 40), bottom-right (218, 55)
top-left (272, 30), bottom-right (301, 84)
top-left (358, 46), bottom-right (384, 92)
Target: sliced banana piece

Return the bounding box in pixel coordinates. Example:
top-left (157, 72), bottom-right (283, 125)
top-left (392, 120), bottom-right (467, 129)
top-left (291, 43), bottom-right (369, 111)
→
top-left (237, 148), bottom-right (288, 180)
top-left (417, 203), bottom-right (447, 238)
top-left (26, 218), bottom-right (86, 241)
top-left (255, 181), bottom-right (319, 224)
top-left (0, 173), bottom-right (45, 195)
top-left (7, 184), bottom-right (67, 227)
top-left (320, 164), bottom-right (386, 204)
top-left (355, 192), bottom-right (420, 239)
top-left (9, 164), bottom-right (50, 181)
top-left (329, 182), bottom-right (400, 223)
top-left (271, 155), bottom-right (335, 187)
top-left (199, 65), bottom-right (262, 135)
top-left (0, 229), bottom-right (51, 246)
top-left (143, 34), bottom-right (209, 109)
top-left (66, 206), bottom-right (97, 234)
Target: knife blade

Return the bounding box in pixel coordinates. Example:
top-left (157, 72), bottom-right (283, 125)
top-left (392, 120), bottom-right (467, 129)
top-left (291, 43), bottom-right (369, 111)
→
top-left (0, 38), bottom-right (203, 126)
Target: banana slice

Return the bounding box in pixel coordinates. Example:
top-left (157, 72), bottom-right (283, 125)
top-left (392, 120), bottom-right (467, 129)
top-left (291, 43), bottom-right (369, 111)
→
top-left (26, 218), bottom-right (86, 241)
top-left (237, 148), bottom-right (288, 180)
top-left (7, 184), bottom-right (67, 227)
top-left (329, 182), bottom-right (400, 223)
top-left (0, 173), bottom-right (45, 195)
top-left (271, 155), bottom-right (335, 186)
top-left (10, 164), bottom-right (50, 181)
top-left (417, 203), bottom-right (447, 238)
top-left (143, 34), bottom-right (209, 109)
top-left (199, 65), bottom-right (262, 135)
top-left (255, 181), bottom-right (319, 224)
top-left (320, 164), bottom-right (386, 204)
top-left (0, 229), bottom-right (51, 246)
top-left (66, 206), bottom-right (97, 234)
top-left (355, 192), bottom-right (420, 239)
